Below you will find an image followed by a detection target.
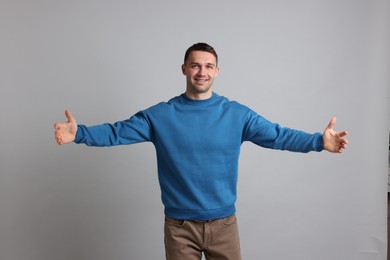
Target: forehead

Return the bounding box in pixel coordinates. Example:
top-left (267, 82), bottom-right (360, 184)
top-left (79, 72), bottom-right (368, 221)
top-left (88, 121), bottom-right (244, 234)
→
top-left (187, 51), bottom-right (217, 65)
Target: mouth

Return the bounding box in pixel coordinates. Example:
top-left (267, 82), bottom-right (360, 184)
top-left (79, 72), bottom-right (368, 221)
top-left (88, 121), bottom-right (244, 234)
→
top-left (194, 78), bottom-right (208, 85)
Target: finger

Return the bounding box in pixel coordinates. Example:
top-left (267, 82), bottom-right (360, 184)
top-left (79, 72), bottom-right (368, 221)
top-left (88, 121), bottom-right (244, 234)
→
top-left (55, 133), bottom-right (62, 145)
top-left (65, 110), bottom-right (76, 123)
top-left (55, 131), bottom-right (61, 141)
top-left (338, 130), bottom-right (348, 137)
top-left (54, 122), bottom-right (66, 130)
top-left (327, 117), bottom-right (337, 129)
top-left (338, 140), bottom-right (348, 151)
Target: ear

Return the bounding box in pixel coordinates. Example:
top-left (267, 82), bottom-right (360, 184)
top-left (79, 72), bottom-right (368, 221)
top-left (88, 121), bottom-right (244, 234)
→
top-left (181, 64), bottom-right (186, 75)
top-left (215, 66), bottom-right (220, 77)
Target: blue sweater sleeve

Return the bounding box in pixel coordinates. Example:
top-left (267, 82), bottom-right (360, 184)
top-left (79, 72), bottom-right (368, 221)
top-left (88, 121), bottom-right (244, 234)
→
top-left (74, 111), bottom-right (152, 146)
top-left (243, 111), bottom-right (324, 152)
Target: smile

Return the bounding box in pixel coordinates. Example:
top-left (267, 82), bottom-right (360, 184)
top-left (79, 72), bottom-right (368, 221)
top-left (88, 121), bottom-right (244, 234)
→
top-left (195, 78), bottom-right (208, 84)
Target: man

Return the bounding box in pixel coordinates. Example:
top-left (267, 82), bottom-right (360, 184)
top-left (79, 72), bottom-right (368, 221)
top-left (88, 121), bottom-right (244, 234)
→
top-left (54, 43), bottom-right (348, 260)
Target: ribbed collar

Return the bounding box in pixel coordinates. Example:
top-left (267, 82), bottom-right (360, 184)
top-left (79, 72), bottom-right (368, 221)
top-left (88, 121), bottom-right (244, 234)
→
top-left (180, 92), bottom-right (218, 106)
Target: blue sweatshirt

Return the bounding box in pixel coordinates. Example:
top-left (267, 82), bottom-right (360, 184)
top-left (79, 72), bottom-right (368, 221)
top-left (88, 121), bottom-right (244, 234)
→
top-left (75, 93), bottom-right (324, 220)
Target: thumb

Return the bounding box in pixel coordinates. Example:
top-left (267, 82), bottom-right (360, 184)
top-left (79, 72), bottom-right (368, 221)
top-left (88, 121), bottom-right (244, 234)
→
top-left (65, 110), bottom-right (76, 123)
top-left (327, 117), bottom-right (336, 130)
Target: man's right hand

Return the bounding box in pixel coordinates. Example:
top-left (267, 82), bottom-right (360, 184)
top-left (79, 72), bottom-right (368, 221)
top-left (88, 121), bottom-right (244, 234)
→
top-left (54, 110), bottom-right (78, 145)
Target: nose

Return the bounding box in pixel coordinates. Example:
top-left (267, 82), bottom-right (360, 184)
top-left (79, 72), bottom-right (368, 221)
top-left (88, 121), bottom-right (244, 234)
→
top-left (197, 65), bottom-right (206, 76)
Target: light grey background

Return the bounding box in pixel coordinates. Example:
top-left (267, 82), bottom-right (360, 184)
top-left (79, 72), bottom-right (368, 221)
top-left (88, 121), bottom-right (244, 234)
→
top-left (1, 0), bottom-right (389, 259)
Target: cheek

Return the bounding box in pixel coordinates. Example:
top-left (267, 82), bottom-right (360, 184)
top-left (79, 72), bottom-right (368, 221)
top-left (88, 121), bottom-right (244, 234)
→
top-left (190, 71), bottom-right (199, 78)
top-left (210, 72), bottom-right (218, 78)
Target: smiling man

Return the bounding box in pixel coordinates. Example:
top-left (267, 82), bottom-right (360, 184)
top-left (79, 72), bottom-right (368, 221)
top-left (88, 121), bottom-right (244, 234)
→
top-left (182, 47), bottom-right (219, 100)
top-left (54, 42), bottom-right (348, 260)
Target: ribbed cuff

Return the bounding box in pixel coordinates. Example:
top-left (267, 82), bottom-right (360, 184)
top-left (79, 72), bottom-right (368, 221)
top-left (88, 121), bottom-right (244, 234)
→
top-left (314, 133), bottom-right (324, 151)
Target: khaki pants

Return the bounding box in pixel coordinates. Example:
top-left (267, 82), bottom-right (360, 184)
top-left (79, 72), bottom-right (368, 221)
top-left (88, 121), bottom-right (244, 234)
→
top-left (164, 214), bottom-right (242, 260)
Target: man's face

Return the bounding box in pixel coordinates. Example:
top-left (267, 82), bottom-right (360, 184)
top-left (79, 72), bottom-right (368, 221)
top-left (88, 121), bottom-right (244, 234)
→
top-left (182, 51), bottom-right (219, 99)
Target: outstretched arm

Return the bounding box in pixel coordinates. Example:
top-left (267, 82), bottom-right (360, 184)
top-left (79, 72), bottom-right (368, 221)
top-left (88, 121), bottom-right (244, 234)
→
top-left (54, 110), bottom-right (78, 145)
top-left (323, 117), bottom-right (348, 153)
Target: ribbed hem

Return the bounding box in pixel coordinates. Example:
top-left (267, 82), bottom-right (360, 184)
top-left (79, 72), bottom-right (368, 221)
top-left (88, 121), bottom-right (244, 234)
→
top-left (164, 204), bottom-right (236, 221)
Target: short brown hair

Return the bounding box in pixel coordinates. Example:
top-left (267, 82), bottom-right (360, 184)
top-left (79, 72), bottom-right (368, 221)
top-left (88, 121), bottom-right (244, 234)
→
top-left (184, 43), bottom-right (218, 65)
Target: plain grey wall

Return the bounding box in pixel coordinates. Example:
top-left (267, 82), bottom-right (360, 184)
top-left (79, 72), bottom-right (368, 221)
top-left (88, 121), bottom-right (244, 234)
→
top-left (1, 0), bottom-right (389, 259)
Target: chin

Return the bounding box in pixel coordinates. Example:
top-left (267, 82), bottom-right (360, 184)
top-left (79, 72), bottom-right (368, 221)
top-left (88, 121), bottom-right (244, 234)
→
top-left (196, 88), bottom-right (211, 94)
top-left (194, 85), bottom-right (212, 92)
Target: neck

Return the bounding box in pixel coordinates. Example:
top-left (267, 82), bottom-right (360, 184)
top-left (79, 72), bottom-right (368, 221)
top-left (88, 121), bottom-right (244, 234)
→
top-left (185, 89), bottom-right (213, 100)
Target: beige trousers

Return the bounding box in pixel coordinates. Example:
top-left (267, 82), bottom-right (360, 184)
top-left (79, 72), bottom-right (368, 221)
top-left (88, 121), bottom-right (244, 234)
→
top-left (164, 214), bottom-right (242, 260)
